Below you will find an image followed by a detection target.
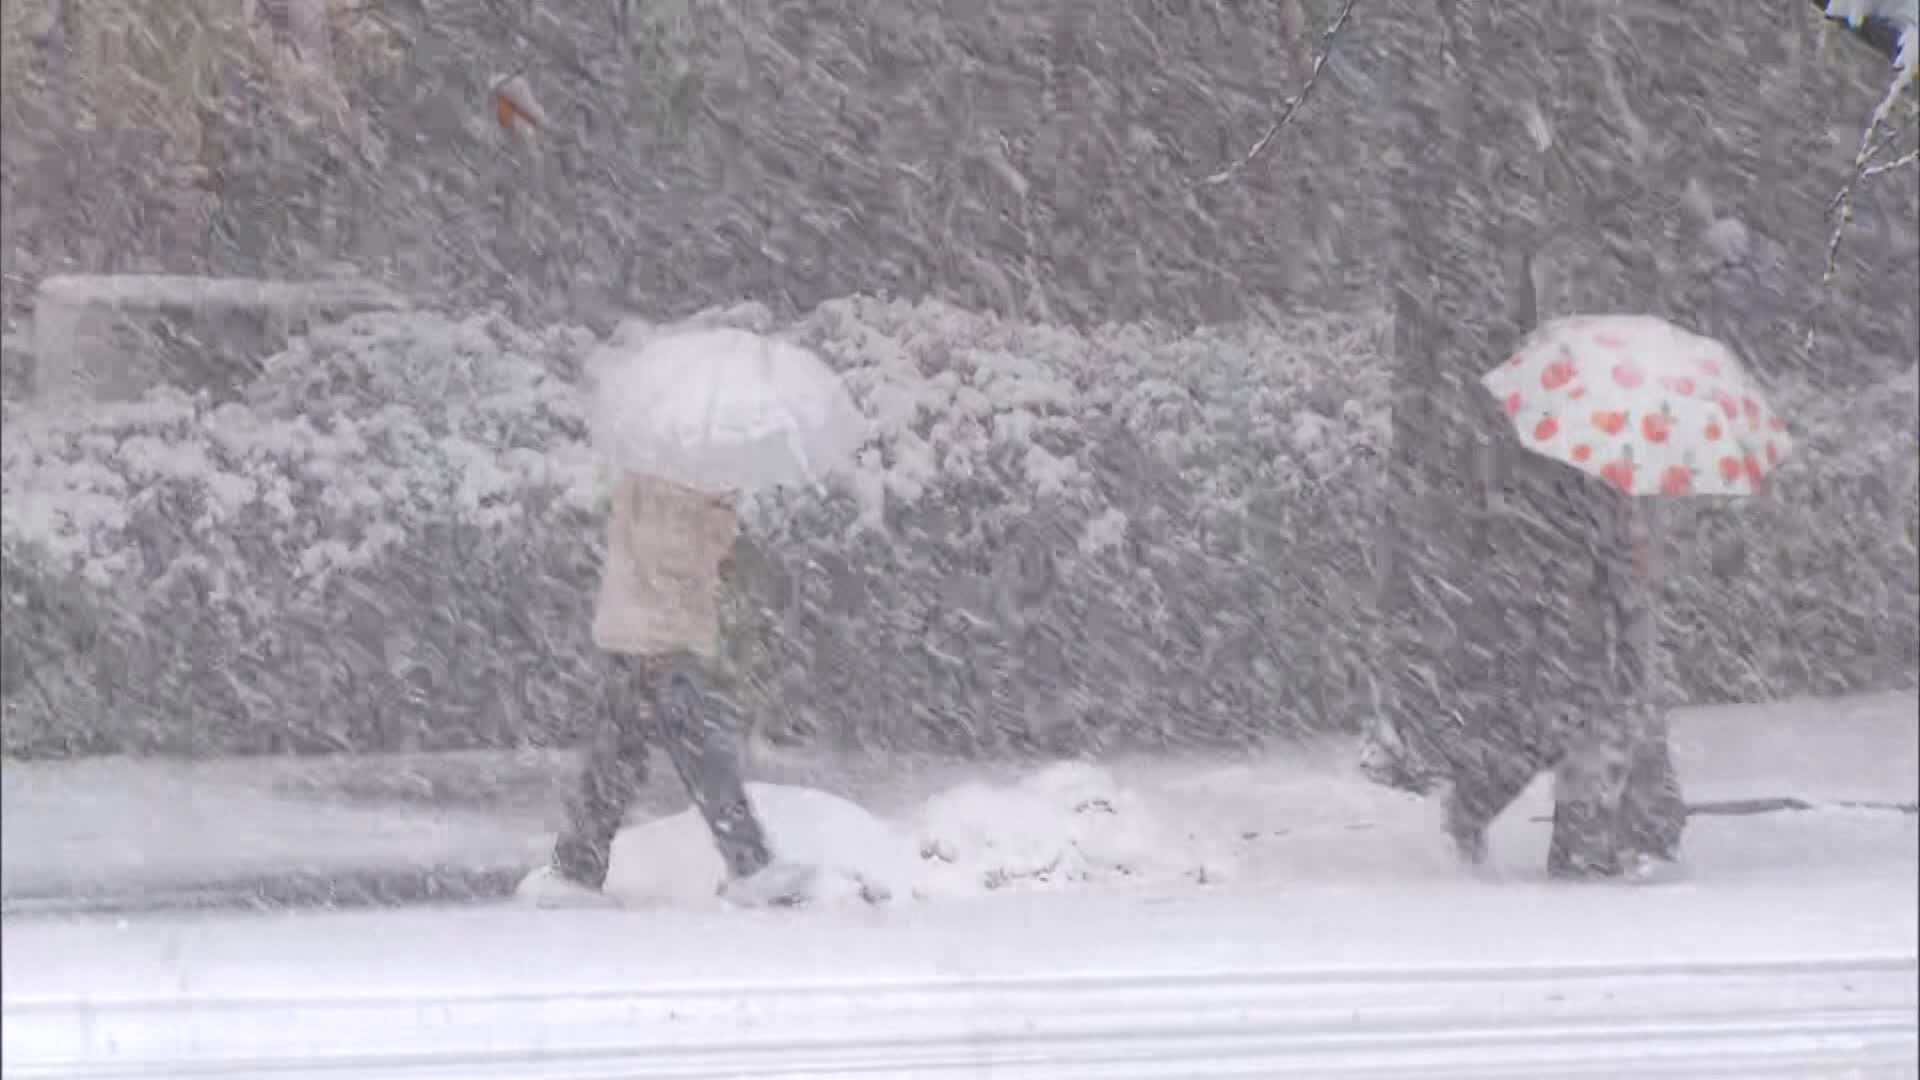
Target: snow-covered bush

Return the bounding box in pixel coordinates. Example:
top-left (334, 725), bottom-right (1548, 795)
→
top-left (1656, 364), bottom-right (1920, 704)
top-left (2, 304), bottom-right (1913, 758)
top-left (2, 312), bottom-right (607, 754)
top-left (712, 297), bottom-right (1394, 754)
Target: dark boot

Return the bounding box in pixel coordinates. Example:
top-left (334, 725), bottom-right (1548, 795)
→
top-left (653, 653), bottom-right (774, 881)
top-left (1444, 754), bottom-right (1537, 867)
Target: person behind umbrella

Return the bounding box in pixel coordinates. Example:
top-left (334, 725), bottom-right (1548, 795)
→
top-left (1464, 442), bottom-right (1685, 877)
top-left (1364, 432), bottom-right (1684, 879)
top-left (522, 326), bottom-right (866, 905)
top-left (528, 466), bottom-right (781, 898)
top-left (1365, 314), bottom-right (1786, 878)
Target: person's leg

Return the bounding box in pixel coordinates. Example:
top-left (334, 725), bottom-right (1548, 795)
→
top-left (551, 653), bottom-right (656, 890)
top-left (1547, 724), bottom-right (1631, 879)
top-left (1613, 502), bottom-right (1685, 863)
top-left (1618, 703), bottom-right (1686, 862)
top-left (651, 651), bottom-right (774, 880)
top-left (1443, 752), bottom-right (1539, 867)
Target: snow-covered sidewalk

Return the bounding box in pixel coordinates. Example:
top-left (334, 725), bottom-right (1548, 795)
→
top-left (3, 693), bottom-right (1914, 1077)
top-left (3, 692), bottom-right (1913, 913)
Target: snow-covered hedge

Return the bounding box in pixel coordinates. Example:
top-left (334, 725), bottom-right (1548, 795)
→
top-left (1, 313), bottom-right (606, 755)
top-left (1653, 364), bottom-right (1920, 704)
top-left (2, 304), bottom-right (1914, 757)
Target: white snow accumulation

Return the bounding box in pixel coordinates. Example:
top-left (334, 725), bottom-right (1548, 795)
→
top-left (606, 760), bottom-right (1244, 906)
top-left (599, 692), bottom-right (1918, 908)
top-left (4, 694), bottom-right (1915, 1078)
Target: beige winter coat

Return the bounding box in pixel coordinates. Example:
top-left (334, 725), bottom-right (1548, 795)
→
top-left (591, 470), bottom-right (738, 659)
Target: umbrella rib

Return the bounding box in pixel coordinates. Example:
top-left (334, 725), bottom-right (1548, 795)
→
top-left (787, 421), bottom-right (815, 491)
top-left (700, 356), bottom-right (724, 482)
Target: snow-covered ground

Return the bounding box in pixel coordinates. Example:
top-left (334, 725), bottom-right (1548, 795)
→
top-left (2, 693), bottom-right (1915, 1076)
top-left (592, 690), bottom-right (1919, 906)
top-left (5, 804), bottom-right (1916, 1078)
top-left (4, 877), bottom-right (1916, 1078)
top-left (4, 691), bottom-right (1913, 911)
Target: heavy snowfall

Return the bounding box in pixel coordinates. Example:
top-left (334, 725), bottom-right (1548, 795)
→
top-left (2, 1), bottom-right (1917, 1076)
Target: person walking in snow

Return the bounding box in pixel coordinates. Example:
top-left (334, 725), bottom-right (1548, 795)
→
top-left (522, 325), bottom-right (866, 906)
top-left (1369, 310), bottom-right (1790, 880)
top-left (1365, 433), bottom-right (1687, 879)
top-left (1462, 454), bottom-right (1684, 877)
top-left (523, 467), bottom-right (783, 902)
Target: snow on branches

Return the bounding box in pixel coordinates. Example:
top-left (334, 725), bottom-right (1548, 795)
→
top-left (1810, 0), bottom-right (1918, 348)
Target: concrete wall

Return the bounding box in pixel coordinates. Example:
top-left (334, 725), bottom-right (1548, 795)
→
top-left (28, 274), bottom-right (408, 403)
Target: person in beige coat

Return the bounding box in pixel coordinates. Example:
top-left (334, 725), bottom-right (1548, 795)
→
top-left (542, 467), bottom-right (778, 895)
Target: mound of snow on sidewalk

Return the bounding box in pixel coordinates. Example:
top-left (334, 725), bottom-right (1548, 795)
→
top-left (908, 761), bottom-right (1236, 894)
top-left (605, 763), bottom-right (1235, 907)
top-left (608, 785), bottom-right (920, 906)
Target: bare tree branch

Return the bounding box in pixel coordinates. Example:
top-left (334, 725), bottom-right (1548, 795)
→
top-left (1194, 0), bottom-right (1359, 188)
top-left (1807, 63), bottom-right (1916, 349)
top-left (1862, 145), bottom-right (1919, 175)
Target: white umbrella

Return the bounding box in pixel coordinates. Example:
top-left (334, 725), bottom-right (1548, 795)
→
top-left (588, 327), bottom-right (866, 494)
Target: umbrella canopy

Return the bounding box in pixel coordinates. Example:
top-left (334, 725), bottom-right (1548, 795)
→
top-left (588, 327), bottom-right (866, 494)
top-left (1481, 315), bottom-right (1793, 497)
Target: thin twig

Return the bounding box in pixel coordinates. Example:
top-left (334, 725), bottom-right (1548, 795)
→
top-left (1193, 0), bottom-right (1360, 188)
top-left (1806, 70), bottom-right (1916, 352)
top-left (1862, 146), bottom-right (1919, 178)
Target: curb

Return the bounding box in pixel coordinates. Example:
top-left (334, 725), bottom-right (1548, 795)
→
top-left (6, 798), bottom-right (1911, 920)
top-left (0, 866), bottom-right (527, 920)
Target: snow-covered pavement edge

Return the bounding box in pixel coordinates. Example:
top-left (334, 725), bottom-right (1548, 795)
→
top-left (5, 954), bottom-right (1914, 1078)
top-left (5, 691), bottom-right (1914, 913)
top-left (8, 875), bottom-right (1917, 1080)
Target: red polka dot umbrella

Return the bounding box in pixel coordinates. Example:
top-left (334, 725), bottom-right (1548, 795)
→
top-left (1481, 314), bottom-right (1793, 497)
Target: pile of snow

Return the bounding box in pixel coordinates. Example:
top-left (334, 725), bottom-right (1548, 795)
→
top-left (909, 761), bottom-right (1237, 894)
top-left (606, 785), bottom-right (920, 907)
top-left (588, 688), bottom-right (1920, 910)
top-left (603, 762), bottom-right (1238, 907)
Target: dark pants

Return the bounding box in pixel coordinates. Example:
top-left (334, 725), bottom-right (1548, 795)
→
top-left (1546, 704), bottom-right (1686, 877)
top-left (552, 651), bottom-right (773, 890)
top-left (1443, 701), bottom-right (1686, 877)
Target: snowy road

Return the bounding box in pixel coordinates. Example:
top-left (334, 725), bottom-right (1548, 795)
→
top-left (5, 958), bottom-right (1916, 1078)
top-left (4, 891), bottom-right (1916, 1079)
top-left (4, 693), bottom-right (1914, 1077)
top-left (7, 869), bottom-right (1915, 1080)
